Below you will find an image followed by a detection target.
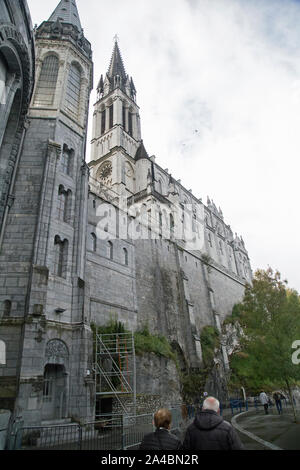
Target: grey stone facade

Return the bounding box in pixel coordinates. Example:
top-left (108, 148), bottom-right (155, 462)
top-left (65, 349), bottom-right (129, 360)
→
top-left (0, 0), bottom-right (252, 426)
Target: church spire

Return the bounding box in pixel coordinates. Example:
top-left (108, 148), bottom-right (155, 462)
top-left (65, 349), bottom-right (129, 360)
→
top-left (107, 40), bottom-right (127, 82)
top-left (48, 0), bottom-right (82, 32)
top-left (98, 39), bottom-right (136, 101)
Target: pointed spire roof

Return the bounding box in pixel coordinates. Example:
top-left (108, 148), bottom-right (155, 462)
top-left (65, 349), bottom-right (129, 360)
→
top-left (107, 40), bottom-right (127, 81)
top-left (48, 0), bottom-right (82, 32)
top-left (135, 141), bottom-right (149, 161)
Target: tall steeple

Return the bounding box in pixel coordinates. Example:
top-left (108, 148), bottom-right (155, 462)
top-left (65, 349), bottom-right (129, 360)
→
top-left (97, 40), bottom-right (136, 101)
top-left (90, 40), bottom-right (142, 196)
top-left (108, 40), bottom-right (127, 82)
top-left (48, 0), bottom-right (82, 32)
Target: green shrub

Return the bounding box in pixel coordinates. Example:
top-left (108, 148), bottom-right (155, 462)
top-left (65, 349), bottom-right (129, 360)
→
top-left (180, 371), bottom-right (207, 401)
top-left (200, 325), bottom-right (220, 367)
top-left (134, 326), bottom-right (176, 362)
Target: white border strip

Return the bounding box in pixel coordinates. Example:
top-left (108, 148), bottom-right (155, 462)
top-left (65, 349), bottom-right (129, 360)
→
top-left (231, 411), bottom-right (282, 450)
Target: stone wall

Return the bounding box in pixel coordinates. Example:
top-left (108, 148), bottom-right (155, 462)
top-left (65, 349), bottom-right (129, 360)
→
top-left (0, 409), bottom-right (11, 450)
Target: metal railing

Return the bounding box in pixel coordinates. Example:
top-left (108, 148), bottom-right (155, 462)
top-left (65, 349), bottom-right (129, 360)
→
top-left (10, 407), bottom-right (184, 451)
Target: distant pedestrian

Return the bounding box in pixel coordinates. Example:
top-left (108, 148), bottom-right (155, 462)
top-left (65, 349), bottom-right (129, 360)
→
top-left (259, 391), bottom-right (269, 414)
top-left (139, 408), bottom-right (182, 450)
top-left (182, 396), bottom-right (244, 450)
top-left (273, 391), bottom-right (285, 415)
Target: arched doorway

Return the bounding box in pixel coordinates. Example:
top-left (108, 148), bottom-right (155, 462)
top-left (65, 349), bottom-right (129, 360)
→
top-left (42, 364), bottom-right (68, 421)
top-left (42, 339), bottom-right (69, 421)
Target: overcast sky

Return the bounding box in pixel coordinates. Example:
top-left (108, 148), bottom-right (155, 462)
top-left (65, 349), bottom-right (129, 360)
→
top-left (27, 0), bottom-right (300, 292)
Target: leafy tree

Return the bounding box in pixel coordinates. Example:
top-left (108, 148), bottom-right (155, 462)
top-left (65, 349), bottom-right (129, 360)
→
top-left (229, 268), bottom-right (300, 421)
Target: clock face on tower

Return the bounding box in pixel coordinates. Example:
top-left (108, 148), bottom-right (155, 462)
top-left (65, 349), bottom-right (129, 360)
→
top-left (99, 162), bottom-right (112, 180)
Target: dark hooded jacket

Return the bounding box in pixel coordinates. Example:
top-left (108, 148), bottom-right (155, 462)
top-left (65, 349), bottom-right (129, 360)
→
top-left (139, 428), bottom-right (182, 450)
top-left (183, 410), bottom-right (244, 450)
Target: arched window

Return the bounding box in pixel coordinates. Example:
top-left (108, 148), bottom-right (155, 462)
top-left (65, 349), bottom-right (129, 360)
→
top-left (128, 111), bottom-right (133, 136)
top-left (61, 145), bottom-right (74, 177)
top-left (109, 103), bottom-right (114, 129)
top-left (57, 187), bottom-right (71, 223)
top-left (159, 212), bottom-right (163, 234)
top-left (107, 241), bottom-right (113, 260)
top-left (123, 248), bottom-right (128, 266)
top-left (65, 63), bottom-right (81, 118)
top-left (57, 186), bottom-right (67, 222)
top-left (122, 103), bottom-right (126, 129)
top-left (34, 55), bottom-right (59, 107)
top-left (54, 236), bottom-right (68, 278)
top-left (91, 233), bottom-right (97, 252)
top-left (101, 108), bottom-right (106, 135)
top-left (170, 213), bottom-right (175, 232)
top-left (0, 340), bottom-right (6, 365)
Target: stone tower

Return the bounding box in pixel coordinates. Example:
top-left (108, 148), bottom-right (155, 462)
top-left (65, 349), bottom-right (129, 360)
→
top-left (90, 40), bottom-right (141, 197)
top-left (0, 0), bottom-right (94, 425)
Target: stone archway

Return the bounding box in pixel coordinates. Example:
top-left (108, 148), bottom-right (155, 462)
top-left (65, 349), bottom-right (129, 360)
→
top-left (42, 339), bottom-right (69, 421)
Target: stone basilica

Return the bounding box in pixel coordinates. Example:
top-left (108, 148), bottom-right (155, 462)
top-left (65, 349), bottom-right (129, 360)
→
top-left (0, 0), bottom-right (252, 426)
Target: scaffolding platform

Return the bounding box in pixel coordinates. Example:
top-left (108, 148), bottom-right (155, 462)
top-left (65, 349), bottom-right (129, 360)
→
top-left (93, 332), bottom-right (136, 416)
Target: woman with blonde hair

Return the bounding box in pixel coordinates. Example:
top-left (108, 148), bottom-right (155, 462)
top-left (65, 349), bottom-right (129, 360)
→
top-left (139, 408), bottom-right (182, 450)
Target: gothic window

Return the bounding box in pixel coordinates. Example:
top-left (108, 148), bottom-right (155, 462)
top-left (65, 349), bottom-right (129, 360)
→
top-left (43, 367), bottom-right (53, 402)
top-left (208, 232), bottom-right (213, 248)
top-left (107, 241), bottom-right (113, 260)
top-left (170, 213), bottom-right (175, 232)
top-left (109, 104), bottom-right (114, 129)
top-left (61, 151), bottom-right (70, 175)
top-left (159, 212), bottom-right (163, 231)
top-left (128, 112), bottom-right (133, 136)
top-left (122, 104), bottom-right (126, 129)
top-left (0, 340), bottom-right (6, 365)
top-left (54, 236), bottom-right (68, 278)
top-left (61, 145), bottom-right (73, 176)
top-left (65, 63), bottom-right (81, 118)
top-left (123, 248), bottom-right (128, 266)
top-left (3, 300), bottom-right (11, 317)
top-left (57, 186), bottom-right (67, 222)
top-left (219, 241), bottom-right (223, 255)
top-left (57, 187), bottom-right (72, 223)
top-left (148, 210), bottom-right (152, 230)
top-left (91, 233), bottom-right (97, 252)
top-left (101, 109), bottom-right (106, 135)
top-left (34, 55), bottom-right (59, 107)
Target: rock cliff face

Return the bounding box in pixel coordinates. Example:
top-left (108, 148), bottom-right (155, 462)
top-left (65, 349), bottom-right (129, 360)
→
top-left (136, 354), bottom-right (182, 407)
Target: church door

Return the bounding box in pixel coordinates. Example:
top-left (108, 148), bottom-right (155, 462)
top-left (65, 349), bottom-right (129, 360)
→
top-left (42, 364), bottom-right (67, 421)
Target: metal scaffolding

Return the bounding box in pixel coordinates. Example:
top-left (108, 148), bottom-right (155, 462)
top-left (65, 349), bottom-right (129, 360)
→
top-left (93, 332), bottom-right (136, 417)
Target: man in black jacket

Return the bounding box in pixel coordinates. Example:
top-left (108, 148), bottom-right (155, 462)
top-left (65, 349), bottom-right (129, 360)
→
top-left (139, 408), bottom-right (182, 450)
top-left (183, 396), bottom-right (244, 450)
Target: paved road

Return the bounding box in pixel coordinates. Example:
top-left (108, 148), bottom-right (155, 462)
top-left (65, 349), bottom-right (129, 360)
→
top-left (234, 408), bottom-right (300, 450)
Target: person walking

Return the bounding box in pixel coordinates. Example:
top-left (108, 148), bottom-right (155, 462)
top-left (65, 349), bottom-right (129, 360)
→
top-left (273, 391), bottom-right (285, 415)
top-left (182, 396), bottom-right (244, 450)
top-left (139, 408), bottom-right (182, 450)
top-left (259, 391), bottom-right (269, 414)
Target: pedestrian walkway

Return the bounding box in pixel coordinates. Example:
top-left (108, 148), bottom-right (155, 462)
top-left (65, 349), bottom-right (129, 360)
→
top-left (234, 408), bottom-right (300, 450)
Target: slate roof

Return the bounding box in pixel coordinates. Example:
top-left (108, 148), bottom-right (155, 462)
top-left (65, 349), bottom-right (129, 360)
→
top-left (135, 141), bottom-right (149, 161)
top-left (48, 0), bottom-right (82, 32)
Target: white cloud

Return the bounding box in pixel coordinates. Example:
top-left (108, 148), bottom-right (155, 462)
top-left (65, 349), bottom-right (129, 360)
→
top-left (27, 0), bottom-right (300, 291)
